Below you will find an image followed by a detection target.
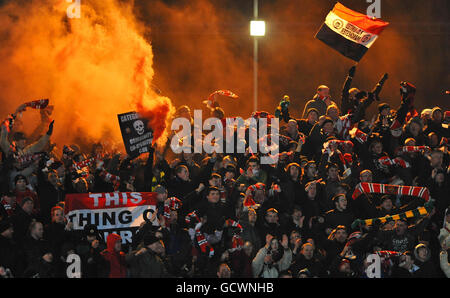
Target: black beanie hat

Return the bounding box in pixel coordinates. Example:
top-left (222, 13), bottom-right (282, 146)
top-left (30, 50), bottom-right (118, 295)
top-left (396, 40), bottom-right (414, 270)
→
top-left (14, 174), bottom-right (28, 185)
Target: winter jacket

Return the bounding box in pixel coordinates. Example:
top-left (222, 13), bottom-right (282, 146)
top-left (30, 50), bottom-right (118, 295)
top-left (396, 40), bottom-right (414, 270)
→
top-left (302, 94), bottom-right (336, 118)
top-left (100, 233), bottom-right (127, 278)
top-left (252, 246), bottom-right (292, 278)
top-left (126, 249), bottom-right (170, 278)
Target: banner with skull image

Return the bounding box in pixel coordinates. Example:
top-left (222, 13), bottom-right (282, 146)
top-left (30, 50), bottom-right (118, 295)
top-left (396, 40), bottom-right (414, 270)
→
top-left (118, 111), bottom-right (153, 158)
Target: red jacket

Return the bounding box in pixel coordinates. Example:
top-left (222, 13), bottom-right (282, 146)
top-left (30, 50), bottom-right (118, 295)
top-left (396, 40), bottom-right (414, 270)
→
top-left (101, 233), bottom-right (127, 278)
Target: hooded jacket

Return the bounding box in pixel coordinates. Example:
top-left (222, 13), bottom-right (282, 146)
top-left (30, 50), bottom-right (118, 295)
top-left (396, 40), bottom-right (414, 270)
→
top-left (100, 233), bottom-right (127, 278)
top-left (413, 243), bottom-right (439, 278)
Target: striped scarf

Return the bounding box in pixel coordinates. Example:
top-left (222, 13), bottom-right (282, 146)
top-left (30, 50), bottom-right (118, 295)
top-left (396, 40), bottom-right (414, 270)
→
top-left (185, 210), bottom-right (201, 227)
top-left (163, 197), bottom-right (182, 222)
top-left (352, 182), bottom-right (430, 202)
top-left (349, 127), bottom-right (368, 144)
top-left (376, 250), bottom-right (402, 258)
top-left (195, 228), bottom-right (214, 257)
top-left (336, 114), bottom-right (354, 140)
top-left (399, 146), bottom-right (431, 153)
top-left (243, 183), bottom-right (265, 210)
top-left (322, 140), bottom-right (353, 154)
top-left (25, 99), bottom-right (49, 109)
top-left (225, 219), bottom-right (244, 252)
top-left (13, 152), bottom-right (45, 169)
top-left (99, 169), bottom-right (120, 191)
top-left (73, 158), bottom-right (95, 171)
top-left (378, 156), bottom-right (410, 168)
top-left (351, 201), bottom-right (433, 229)
top-left (2, 114), bottom-right (15, 133)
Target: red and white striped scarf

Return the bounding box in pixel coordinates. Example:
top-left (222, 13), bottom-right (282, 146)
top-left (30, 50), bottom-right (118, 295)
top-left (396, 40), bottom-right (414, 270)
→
top-left (163, 197), bottom-right (182, 222)
top-left (376, 250), bottom-right (402, 258)
top-left (399, 146), bottom-right (431, 153)
top-left (243, 183), bottom-right (265, 209)
top-left (352, 182), bottom-right (430, 202)
top-left (336, 114), bottom-right (354, 140)
top-left (99, 169), bottom-right (120, 190)
top-left (195, 228), bottom-right (214, 257)
top-left (349, 127), bottom-right (368, 144)
top-left (25, 99), bottom-right (49, 109)
top-left (14, 152), bottom-right (45, 169)
top-left (378, 156), bottom-right (410, 168)
top-left (322, 140), bottom-right (353, 154)
top-left (185, 210), bottom-right (201, 226)
top-left (225, 218), bottom-right (244, 252)
top-left (73, 158), bottom-right (95, 171)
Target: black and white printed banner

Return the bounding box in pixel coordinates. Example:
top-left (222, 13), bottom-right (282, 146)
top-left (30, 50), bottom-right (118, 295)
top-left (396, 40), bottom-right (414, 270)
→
top-left (118, 111), bottom-right (153, 158)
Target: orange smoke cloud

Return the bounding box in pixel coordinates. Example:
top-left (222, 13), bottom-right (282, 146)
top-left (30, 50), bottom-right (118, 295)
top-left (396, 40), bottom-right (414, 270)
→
top-left (0, 0), bottom-right (174, 152)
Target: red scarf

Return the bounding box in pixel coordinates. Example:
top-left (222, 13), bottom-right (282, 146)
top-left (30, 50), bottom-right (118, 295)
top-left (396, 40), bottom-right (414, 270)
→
top-left (352, 182), bottom-right (430, 202)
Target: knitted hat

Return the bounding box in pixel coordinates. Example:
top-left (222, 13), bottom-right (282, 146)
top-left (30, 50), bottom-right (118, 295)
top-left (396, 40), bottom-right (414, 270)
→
top-left (154, 185), bottom-right (167, 194)
top-left (225, 164), bottom-right (236, 173)
top-left (306, 108), bottom-right (319, 117)
top-left (14, 174), bottom-right (28, 185)
top-left (84, 224), bottom-right (99, 237)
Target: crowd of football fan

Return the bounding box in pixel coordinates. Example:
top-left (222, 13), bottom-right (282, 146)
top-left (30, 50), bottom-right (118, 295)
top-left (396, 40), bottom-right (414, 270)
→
top-left (0, 66), bottom-right (449, 278)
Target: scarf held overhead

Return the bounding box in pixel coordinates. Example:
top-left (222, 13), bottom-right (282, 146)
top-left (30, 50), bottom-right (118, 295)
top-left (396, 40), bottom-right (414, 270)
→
top-left (352, 182), bottom-right (430, 201)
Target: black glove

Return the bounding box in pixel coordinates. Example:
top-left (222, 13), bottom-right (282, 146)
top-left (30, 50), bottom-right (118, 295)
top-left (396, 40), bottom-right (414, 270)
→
top-left (46, 120), bottom-right (54, 136)
top-left (348, 65), bottom-right (356, 77)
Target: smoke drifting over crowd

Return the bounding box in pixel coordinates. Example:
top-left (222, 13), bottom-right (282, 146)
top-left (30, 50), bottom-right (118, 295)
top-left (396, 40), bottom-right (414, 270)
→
top-left (142, 0), bottom-right (448, 117)
top-left (0, 0), bottom-right (448, 152)
top-left (0, 0), bottom-right (174, 151)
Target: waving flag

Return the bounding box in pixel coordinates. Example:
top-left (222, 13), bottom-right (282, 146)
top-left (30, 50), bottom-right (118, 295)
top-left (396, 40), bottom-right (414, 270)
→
top-left (315, 2), bottom-right (389, 62)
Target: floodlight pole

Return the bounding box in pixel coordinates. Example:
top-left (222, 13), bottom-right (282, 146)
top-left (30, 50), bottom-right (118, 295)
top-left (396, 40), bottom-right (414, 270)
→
top-left (253, 0), bottom-right (258, 112)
